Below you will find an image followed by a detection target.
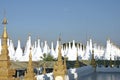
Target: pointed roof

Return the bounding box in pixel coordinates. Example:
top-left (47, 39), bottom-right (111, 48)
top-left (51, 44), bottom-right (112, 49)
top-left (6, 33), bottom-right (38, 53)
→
top-left (53, 36), bottom-right (67, 80)
top-left (2, 17), bottom-right (8, 38)
top-left (0, 15), bottom-right (15, 80)
top-left (64, 55), bottom-right (67, 74)
top-left (26, 47), bottom-right (33, 71)
top-left (17, 39), bottom-right (21, 48)
top-left (57, 35), bottom-right (62, 61)
top-left (24, 48), bottom-right (36, 80)
top-left (58, 45), bottom-right (62, 61)
top-left (0, 16), bottom-right (9, 59)
top-left (29, 48), bottom-right (32, 64)
top-left (37, 38), bottom-right (40, 47)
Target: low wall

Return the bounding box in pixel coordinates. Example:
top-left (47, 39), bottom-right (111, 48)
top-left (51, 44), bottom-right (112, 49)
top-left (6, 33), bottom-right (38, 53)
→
top-left (68, 65), bottom-right (94, 80)
top-left (36, 65), bottom-right (94, 80)
top-left (96, 66), bottom-right (120, 72)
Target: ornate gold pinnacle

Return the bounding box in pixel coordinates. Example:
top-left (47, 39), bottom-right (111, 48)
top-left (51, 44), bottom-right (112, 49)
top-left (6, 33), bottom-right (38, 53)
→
top-left (24, 48), bottom-right (36, 80)
top-left (42, 62), bottom-right (46, 75)
top-left (53, 38), bottom-right (67, 80)
top-left (0, 17), bottom-right (15, 80)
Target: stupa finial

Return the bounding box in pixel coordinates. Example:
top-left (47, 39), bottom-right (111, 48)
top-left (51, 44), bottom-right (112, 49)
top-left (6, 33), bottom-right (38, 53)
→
top-left (24, 47), bottom-right (36, 80)
top-left (2, 10), bottom-right (8, 38)
top-left (2, 10), bottom-right (7, 25)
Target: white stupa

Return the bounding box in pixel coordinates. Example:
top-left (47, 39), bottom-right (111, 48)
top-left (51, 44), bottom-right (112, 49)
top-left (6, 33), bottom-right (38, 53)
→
top-left (50, 42), bottom-right (56, 58)
top-left (55, 40), bottom-right (59, 58)
top-left (3, 34), bottom-right (119, 62)
top-left (14, 39), bottom-right (23, 61)
top-left (67, 42), bottom-right (72, 61)
top-left (93, 43), bottom-right (99, 59)
top-left (61, 45), bottom-right (65, 57)
top-left (64, 43), bottom-right (69, 57)
top-left (83, 41), bottom-right (90, 60)
top-left (21, 35), bottom-right (32, 61)
top-left (7, 38), bottom-right (10, 47)
top-left (110, 43), bottom-right (117, 60)
top-left (104, 39), bottom-right (111, 60)
top-left (24, 35), bottom-right (32, 56)
top-left (43, 41), bottom-right (50, 55)
top-left (8, 39), bottom-right (15, 60)
top-left (83, 39), bottom-right (93, 60)
top-left (33, 38), bottom-right (43, 61)
top-left (67, 40), bottom-right (77, 61)
top-left (71, 40), bottom-right (77, 60)
top-left (32, 40), bottom-right (37, 56)
top-left (78, 43), bottom-right (85, 60)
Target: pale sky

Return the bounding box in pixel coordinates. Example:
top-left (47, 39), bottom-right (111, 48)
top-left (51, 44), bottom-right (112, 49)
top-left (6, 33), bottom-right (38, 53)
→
top-left (0, 0), bottom-right (120, 47)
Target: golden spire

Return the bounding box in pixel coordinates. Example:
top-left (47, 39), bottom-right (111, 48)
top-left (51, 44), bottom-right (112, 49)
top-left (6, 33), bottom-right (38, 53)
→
top-left (58, 33), bottom-right (61, 43)
top-left (2, 10), bottom-right (8, 39)
top-left (27, 47), bottom-right (33, 72)
top-left (58, 45), bottom-right (62, 61)
top-left (64, 55), bottom-right (67, 74)
top-left (2, 10), bottom-right (7, 24)
top-left (0, 16), bottom-right (9, 59)
top-left (0, 15), bottom-right (15, 80)
top-left (29, 48), bottom-right (32, 67)
top-left (24, 48), bottom-right (36, 80)
top-left (53, 36), bottom-right (67, 80)
top-left (42, 62), bottom-right (46, 75)
top-left (57, 34), bottom-right (62, 61)
top-left (2, 17), bottom-right (7, 24)
top-left (2, 17), bottom-right (8, 39)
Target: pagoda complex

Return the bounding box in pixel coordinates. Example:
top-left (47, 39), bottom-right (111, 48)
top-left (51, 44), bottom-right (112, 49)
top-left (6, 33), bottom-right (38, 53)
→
top-left (53, 38), bottom-right (67, 80)
top-left (24, 48), bottom-right (36, 80)
top-left (0, 17), bottom-right (15, 80)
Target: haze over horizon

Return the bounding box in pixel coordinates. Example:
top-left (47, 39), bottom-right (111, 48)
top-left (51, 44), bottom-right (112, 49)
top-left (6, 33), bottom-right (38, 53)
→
top-left (0, 0), bottom-right (120, 47)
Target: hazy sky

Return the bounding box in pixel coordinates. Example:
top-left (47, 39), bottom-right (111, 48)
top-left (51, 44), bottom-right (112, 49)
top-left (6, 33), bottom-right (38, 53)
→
top-left (0, 0), bottom-right (120, 46)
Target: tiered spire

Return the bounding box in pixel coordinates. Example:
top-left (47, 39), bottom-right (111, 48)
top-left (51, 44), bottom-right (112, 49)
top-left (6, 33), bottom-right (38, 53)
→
top-left (0, 16), bottom-right (15, 80)
top-left (53, 36), bottom-right (67, 80)
top-left (57, 44), bottom-right (62, 61)
top-left (2, 17), bottom-right (8, 38)
top-left (42, 63), bottom-right (46, 75)
top-left (24, 48), bottom-right (36, 80)
top-left (64, 55), bottom-right (67, 74)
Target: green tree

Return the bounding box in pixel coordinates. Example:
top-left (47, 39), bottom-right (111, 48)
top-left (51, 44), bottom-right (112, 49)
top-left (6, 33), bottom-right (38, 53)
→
top-left (41, 53), bottom-right (54, 61)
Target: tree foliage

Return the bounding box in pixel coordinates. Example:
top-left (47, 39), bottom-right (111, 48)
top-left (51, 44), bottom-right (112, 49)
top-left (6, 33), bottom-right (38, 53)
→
top-left (41, 53), bottom-right (54, 61)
